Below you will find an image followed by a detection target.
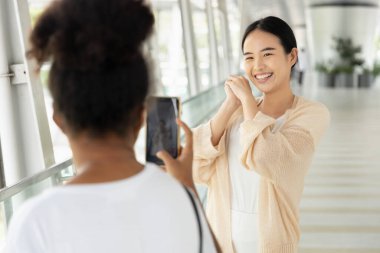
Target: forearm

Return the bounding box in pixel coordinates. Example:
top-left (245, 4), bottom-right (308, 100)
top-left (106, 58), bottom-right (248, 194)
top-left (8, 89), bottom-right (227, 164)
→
top-left (242, 96), bottom-right (259, 120)
top-left (210, 100), bottom-right (237, 146)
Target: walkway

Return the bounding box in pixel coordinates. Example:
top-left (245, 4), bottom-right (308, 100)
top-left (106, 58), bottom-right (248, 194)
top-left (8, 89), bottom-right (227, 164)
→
top-left (297, 80), bottom-right (380, 253)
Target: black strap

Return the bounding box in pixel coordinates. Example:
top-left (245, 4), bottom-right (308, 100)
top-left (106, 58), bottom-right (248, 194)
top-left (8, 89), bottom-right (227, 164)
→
top-left (183, 186), bottom-right (203, 253)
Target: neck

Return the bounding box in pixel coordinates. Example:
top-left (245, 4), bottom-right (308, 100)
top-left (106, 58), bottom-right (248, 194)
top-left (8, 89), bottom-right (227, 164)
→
top-left (68, 133), bottom-right (143, 184)
top-left (260, 86), bottom-right (294, 118)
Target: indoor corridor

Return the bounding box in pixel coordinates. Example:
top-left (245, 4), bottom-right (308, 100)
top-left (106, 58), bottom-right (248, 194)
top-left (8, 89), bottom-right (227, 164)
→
top-left (294, 78), bottom-right (380, 253)
top-left (1, 0), bottom-right (380, 251)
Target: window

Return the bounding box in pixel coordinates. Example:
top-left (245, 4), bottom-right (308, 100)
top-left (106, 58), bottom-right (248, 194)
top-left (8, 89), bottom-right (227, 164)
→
top-left (191, 0), bottom-right (211, 91)
top-left (152, 0), bottom-right (190, 99)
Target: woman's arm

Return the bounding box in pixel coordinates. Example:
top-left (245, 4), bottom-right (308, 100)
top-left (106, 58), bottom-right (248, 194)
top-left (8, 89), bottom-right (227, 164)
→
top-left (210, 96), bottom-right (239, 146)
top-left (210, 82), bottom-right (241, 145)
top-left (189, 80), bottom-right (241, 185)
top-left (240, 103), bottom-right (330, 182)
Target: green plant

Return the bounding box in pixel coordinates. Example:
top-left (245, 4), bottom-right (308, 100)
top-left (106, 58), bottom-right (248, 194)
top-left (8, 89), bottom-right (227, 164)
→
top-left (372, 62), bottom-right (380, 77)
top-left (332, 37), bottom-right (364, 73)
top-left (361, 62), bottom-right (380, 77)
top-left (315, 60), bottom-right (337, 74)
top-left (315, 37), bottom-right (364, 74)
top-left (315, 62), bottom-right (329, 73)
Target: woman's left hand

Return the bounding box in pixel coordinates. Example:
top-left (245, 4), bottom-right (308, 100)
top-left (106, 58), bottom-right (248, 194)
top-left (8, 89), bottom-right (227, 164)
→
top-left (226, 75), bottom-right (254, 103)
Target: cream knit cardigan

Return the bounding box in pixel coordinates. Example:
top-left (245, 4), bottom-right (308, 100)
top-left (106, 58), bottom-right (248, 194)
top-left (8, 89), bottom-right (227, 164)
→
top-left (193, 96), bottom-right (330, 253)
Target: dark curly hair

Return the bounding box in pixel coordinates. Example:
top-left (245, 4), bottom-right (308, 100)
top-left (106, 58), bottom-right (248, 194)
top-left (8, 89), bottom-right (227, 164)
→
top-left (28, 0), bottom-right (154, 137)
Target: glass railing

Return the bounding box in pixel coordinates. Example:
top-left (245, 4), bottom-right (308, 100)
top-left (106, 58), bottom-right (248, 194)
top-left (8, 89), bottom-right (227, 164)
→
top-left (182, 83), bottom-right (226, 128)
top-left (0, 83), bottom-right (228, 245)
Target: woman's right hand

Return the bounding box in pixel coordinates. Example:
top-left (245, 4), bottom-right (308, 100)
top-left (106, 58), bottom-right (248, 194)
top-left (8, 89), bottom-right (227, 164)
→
top-left (156, 119), bottom-right (195, 191)
top-left (224, 77), bottom-right (241, 109)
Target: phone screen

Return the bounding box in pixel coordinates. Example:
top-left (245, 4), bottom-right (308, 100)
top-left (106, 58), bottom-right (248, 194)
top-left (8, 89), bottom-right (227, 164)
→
top-left (146, 97), bottom-right (180, 165)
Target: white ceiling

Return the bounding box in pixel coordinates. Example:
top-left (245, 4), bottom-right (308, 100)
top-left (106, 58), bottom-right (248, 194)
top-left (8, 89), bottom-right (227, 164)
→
top-left (242, 0), bottom-right (379, 28)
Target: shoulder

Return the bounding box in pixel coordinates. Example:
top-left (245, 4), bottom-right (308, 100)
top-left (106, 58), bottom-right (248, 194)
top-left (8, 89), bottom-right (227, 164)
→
top-left (286, 96), bottom-right (330, 145)
top-left (295, 96), bottom-right (329, 113)
top-left (138, 164), bottom-right (218, 253)
top-left (141, 163), bottom-right (194, 206)
top-left (5, 189), bottom-right (62, 251)
top-left (290, 96), bottom-right (330, 123)
top-left (9, 189), bottom-right (62, 225)
top-left (143, 162), bottom-right (184, 190)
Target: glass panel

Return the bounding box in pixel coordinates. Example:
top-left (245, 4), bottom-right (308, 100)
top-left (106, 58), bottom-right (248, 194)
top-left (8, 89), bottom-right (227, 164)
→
top-left (28, 0), bottom-right (50, 25)
top-left (190, 0), bottom-right (211, 91)
top-left (152, 1), bottom-right (189, 99)
top-left (226, 0), bottom-right (241, 74)
top-left (181, 85), bottom-right (225, 128)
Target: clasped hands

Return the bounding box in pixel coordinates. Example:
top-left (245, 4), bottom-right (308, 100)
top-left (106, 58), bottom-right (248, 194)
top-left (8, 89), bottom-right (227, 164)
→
top-left (224, 75), bottom-right (259, 119)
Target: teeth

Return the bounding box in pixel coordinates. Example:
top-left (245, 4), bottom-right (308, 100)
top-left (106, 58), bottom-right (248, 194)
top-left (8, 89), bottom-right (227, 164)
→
top-left (255, 73), bottom-right (272, 80)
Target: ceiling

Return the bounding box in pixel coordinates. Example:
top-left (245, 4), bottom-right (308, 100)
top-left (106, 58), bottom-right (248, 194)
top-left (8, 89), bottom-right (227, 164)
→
top-left (242, 0), bottom-right (379, 28)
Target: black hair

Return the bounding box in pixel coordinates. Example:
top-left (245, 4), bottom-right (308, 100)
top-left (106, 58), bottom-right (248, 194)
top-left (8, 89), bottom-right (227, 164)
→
top-left (28, 0), bottom-right (154, 137)
top-left (241, 16), bottom-right (297, 64)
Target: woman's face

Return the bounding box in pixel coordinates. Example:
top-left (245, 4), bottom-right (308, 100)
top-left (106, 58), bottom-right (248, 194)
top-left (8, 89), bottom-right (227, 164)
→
top-left (242, 29), bottom-right (297, 94)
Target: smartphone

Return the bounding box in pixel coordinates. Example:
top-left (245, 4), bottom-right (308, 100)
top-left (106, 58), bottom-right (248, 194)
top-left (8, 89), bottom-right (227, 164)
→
top-left (146, 96), bottom-right (181, 166)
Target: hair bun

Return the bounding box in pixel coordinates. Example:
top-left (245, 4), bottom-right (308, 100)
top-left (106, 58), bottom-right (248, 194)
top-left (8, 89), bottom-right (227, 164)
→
top-left (29, 0), bottom-right (154, 70)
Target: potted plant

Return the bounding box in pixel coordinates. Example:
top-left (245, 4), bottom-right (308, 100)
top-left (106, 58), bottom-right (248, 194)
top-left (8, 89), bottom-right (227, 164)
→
top-left (358, 62), bottom-right (380, 87)
top-left (333, 37), bottom-right (364, 87)
top-left (315, 61), bottom-right (336, 87)
top-left (315, 37), bottom-right (364, 87)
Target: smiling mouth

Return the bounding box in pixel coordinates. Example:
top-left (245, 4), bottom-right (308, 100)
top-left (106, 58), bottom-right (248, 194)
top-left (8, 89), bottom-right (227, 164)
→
top-left (254, 73), bottom-right (273, 81)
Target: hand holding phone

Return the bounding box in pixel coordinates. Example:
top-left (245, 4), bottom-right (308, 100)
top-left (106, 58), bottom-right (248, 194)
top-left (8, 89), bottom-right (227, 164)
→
top-left (146, 96), bottom-right (181, 166)
top-left (156, 119), bottom-right (195, 191)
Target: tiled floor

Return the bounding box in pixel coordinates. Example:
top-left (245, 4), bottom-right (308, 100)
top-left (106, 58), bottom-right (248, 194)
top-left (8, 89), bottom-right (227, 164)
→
top-left (295, 76), bottom-right (380, 253)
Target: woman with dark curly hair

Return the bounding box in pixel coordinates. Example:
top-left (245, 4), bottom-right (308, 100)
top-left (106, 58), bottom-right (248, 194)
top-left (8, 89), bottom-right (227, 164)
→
top-left (4, 0), bottom-right (218, 252)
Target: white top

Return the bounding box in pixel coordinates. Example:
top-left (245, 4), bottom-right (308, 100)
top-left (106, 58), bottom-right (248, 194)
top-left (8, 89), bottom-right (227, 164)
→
top-left (228, 114), bottom-right (286, 253)
top-left (4, 163), bottom-right (216, 253)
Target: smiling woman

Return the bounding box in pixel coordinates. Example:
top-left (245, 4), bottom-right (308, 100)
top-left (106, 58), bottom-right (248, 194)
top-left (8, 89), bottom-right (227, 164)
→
top-left (192, 16), bottom-right (331, 253)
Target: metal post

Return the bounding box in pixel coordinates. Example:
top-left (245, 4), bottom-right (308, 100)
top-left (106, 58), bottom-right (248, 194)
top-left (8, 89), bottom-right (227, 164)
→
top-left (0, 0), bottom-right (55, 187)
top-left (14, 0), bottom-right (55, 169)
top-left (0, 0), bottom-right (25, 185)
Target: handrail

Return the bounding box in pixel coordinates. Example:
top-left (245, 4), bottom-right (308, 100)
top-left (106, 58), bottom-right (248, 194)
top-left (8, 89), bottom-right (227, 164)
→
top-left (0, 158), bottom-right (73, 202)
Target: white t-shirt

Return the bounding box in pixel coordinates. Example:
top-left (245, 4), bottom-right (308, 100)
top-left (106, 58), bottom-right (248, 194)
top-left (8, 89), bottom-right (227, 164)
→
top-left (228, 114), bottom-right (286, 253)
top-left (4, 163), bottom-right (216, 253)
